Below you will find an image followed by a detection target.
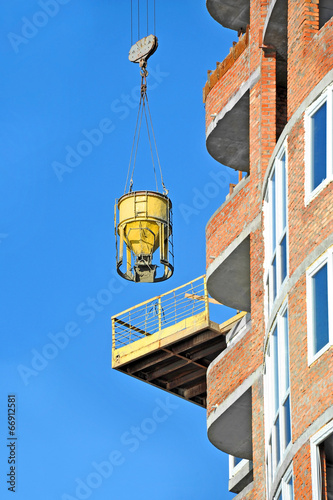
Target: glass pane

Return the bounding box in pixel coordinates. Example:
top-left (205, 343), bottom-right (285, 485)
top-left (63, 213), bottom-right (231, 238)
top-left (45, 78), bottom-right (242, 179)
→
top-left (284, 396), bottom-right (292, 447)
top-left (281, 153), bottom-right (287, 229)
top-left (312, 263), bottom-right (329, 354)
top-left (272, 173), bottom-right (276, 250)
top-left (275, 415), bottom-right (281, 465)
top-left (283, 310), bottom-right (290, 390)
top-left (273, 327), bottom-right (279, 412)
top-left (287, 475), bottom-right (294, 499)
top-left (273, 256), bottom-right (277, 301)
top-left (280, 235), bottom-right (287, 283)
top-left (277, 493), bottom-right (282, 500)
top-left (269, 437), bottom-right (273, 485)
top-left (266, 457), bottom-right (270, 496)
top-left (311, 101), bottom-right (327, 190)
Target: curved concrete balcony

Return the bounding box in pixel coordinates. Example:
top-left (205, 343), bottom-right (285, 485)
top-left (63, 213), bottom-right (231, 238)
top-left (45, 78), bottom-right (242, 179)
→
top-left (205, 67), bottom-right (260, 172)
top-left (207, 90), bottom-right (249, 172)
top-left (206, 176), bottom-right (260, 311)
top-left (207, 235), bottom-right (251, 311)
top-left (203, 30), bottom-right (258, 173)
top-left (206, 314), bottom-right (260, 460)
top-left (208, 386), bottom-right (252, 459)
top-left (206, 0), bottom-right (250, 32)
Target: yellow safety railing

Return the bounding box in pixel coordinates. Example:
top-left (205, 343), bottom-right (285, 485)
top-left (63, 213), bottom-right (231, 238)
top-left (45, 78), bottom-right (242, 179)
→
top-left (112, 276), bottom-right (208, 350)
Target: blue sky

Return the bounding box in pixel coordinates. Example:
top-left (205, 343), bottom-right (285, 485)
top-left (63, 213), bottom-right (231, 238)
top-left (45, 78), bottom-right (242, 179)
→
top-left (1, 2), bottom-right (240, 499)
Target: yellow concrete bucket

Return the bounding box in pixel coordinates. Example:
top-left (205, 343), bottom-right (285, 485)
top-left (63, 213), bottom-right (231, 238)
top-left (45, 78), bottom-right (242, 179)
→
top-left (115, 191), bottom-right (174, 283)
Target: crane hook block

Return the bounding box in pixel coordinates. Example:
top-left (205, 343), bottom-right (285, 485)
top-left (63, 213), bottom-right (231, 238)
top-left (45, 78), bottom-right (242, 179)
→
top-left (129, 35), bottom-right (158, 64)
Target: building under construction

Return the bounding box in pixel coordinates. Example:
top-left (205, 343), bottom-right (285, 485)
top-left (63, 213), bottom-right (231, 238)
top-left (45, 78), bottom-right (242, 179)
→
top-left (113, 0), bottom-right (333, 498)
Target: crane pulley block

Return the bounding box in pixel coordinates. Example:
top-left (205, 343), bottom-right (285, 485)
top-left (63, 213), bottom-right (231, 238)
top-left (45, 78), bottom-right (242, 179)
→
top-left (129, 35), bottom-right (158, 65)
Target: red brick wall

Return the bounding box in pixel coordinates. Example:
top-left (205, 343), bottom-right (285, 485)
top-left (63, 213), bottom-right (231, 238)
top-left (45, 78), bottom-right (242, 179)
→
top-left (289, 276), bottom-right (333, 443)
top-left (252, 377), bottom-right (265, 500)
top-left (260, 49), bottom-right (277, 180)
top-left (287, 116), bottom-right (333, 276)
top-left (293, 443), bottom-right (312, 499)
top-left (288, 13), bottom-right (333, 120)
top-left (207, 325), bottom-right (262, 419)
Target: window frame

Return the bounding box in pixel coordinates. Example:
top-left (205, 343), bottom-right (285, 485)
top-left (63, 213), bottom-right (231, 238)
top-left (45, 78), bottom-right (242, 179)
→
top-left (228, 455), bottom-right (248, 479)
top-left (264, 143), bottom-right (289, 318)
top-left (310, 419), bottom-right (333, 500)
top-left (304, 85), bottom-right (333, 205)
top-left (274, 466), bottom-right (294, 500)
top-left (306, 247), bottom-right (333, 365)
top-left (264, 302), bottom-right (292, 494)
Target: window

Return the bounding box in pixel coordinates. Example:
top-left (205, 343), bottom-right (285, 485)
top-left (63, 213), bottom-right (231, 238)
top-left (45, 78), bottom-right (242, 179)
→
top-left (311, 420), bottom-right (333, 500)
top-left (306, 247), bottom-right (333, 364)
top-left (229, 455), bottom-right (248, 478)
top-left (305, 86), bottom-right (333, 203)
top-left (226, 313), bottom-right (251, 347)
top-left (265, 305), bottom-right (292, 493)
top-left (274, 467), bottom-right (294, 500)
top-left (264, 145), bottom-right (288, 315)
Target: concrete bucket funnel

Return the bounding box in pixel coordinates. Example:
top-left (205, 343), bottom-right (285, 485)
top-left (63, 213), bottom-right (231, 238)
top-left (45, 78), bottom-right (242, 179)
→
top-left (115, 191), bottom-right (174, 283)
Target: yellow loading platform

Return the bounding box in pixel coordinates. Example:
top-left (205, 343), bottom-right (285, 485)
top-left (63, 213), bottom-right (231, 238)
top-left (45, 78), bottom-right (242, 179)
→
top-left (112, 276), bottom-right (245, 408)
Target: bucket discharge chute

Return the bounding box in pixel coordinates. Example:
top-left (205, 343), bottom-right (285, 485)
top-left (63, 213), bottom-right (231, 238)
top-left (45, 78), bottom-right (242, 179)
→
top-left (115, 191), bottom-right (173, 283)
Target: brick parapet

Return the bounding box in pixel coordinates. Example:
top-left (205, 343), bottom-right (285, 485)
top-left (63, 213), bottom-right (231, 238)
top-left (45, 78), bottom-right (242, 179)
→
top-left (203, 26), bottom-right (250, 106)
top-left (206, 323), bottom-right (263, 420)
top-left (205, 176), bottom-right (261, 268)
top-left (204, 43), bottom-right (251, 132)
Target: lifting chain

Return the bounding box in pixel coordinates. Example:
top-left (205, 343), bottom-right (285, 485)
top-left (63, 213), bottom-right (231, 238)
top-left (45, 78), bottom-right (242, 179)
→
top-left (125, 56), bottom-right (168, 196)
top-left (139, 60), bottom-right (148, 99)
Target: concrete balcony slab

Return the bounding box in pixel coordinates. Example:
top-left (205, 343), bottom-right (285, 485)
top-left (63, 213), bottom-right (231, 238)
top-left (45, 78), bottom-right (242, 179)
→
top-left (206, 90), bottom-right (249, 172)
top-left (207, 235), bottom-right (251, 312)
top-left (208, 387), bottom-right (252, 459)
top-left (206, 0), bottom-right (250, 32)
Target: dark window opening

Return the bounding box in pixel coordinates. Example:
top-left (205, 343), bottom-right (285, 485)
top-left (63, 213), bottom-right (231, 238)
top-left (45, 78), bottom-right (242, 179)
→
top-left (319, 0), bottom-right (333, 30)
top-left (319, 433), bottom-right (333, 500)
top-left (276, 85), bottom-right (287, 140)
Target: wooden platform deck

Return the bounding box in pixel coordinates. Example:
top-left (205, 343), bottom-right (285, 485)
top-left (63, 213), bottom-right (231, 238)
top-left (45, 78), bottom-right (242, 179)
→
top-left (112, 278), bottom-right (244, 407)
